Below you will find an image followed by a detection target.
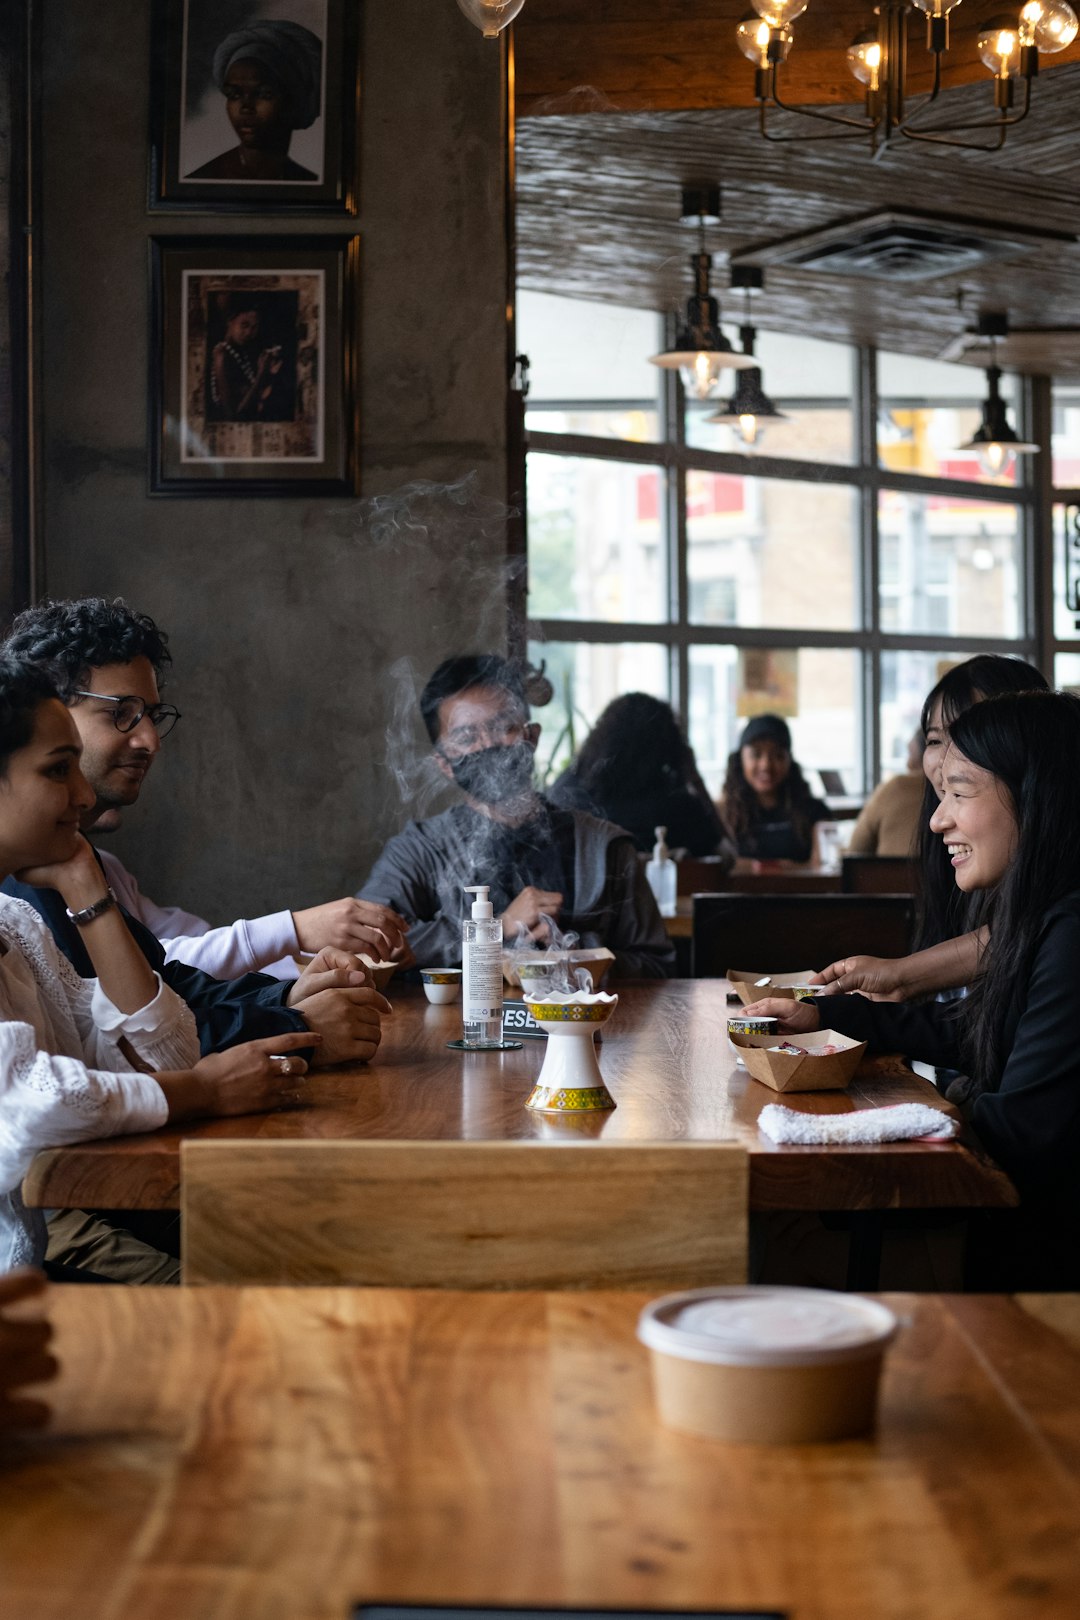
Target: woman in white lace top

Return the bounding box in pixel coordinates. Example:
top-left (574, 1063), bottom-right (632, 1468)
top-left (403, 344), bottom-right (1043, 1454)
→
top-left (0, 658), bottom-right (316, 1272)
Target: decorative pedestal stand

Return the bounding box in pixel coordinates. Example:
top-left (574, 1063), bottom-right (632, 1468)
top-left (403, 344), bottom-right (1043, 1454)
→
top-left (523, 993), bottom-right (619, 1113)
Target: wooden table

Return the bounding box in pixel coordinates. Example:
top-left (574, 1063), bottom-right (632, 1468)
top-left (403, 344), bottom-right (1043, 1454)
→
top-left (24, 982), bottom-right (1015, 1218)
top-left (2, 1286), bottom-right (1079, 1620)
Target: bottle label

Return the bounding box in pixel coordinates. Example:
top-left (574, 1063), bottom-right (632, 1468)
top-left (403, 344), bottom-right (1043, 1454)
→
top-left (464, 939), bottom-right (503, 1020)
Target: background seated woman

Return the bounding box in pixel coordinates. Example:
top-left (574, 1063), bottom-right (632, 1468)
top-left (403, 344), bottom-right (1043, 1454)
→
top-left (748, 689), bottom-right (1080, 1290)
top-left (0, 657), bottom-right (314, 1279)
top-left (550, 691), bottom-right (734, 861)
top-left (719, 713), bottom-right (830, 865)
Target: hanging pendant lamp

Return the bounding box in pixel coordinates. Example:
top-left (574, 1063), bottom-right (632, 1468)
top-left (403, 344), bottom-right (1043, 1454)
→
top-left (456, 0), bottom-right (525, 38)
top-left (649, 186), bottom-right (757, 401)
top-left (956, 314), bottom-right (1039, 477)
top-left (706, 268), bottom-right (788, 447)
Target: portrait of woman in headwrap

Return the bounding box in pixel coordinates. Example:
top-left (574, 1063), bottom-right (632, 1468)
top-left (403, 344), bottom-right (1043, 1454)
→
top-left (184, 17), bottom-right (323, 182)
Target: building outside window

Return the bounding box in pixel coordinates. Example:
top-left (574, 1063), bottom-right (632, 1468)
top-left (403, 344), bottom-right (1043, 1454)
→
top-left (520, 289), bottom-right (1063, 803)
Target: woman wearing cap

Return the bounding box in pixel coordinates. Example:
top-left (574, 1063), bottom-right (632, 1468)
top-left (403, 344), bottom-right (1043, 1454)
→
top-left (719, 714), bottom-right (831, 864)
top-left (187, 20), bottom-right (322, 183)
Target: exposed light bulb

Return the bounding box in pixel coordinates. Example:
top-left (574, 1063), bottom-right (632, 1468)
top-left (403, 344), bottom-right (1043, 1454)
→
top-left (910, 0), bottom-right (963, 14)
top-left (750, 0), bottom-right (808, 25)
top-left (1018, 0), bottom-right (1079, 49)
top-left (738, 414), bottom-right (763, 446)
top-left (975, 441), bottom-right (1016, 477)
top-left (681, 352), bottom-right (730, 400)
top-left (736, 12), bottom-right (793, 65)
top-left (455, 0), bottom-right (526, 39)
top-left (977, 17), bottom-right (1021, 75)
top-left (846, 31), bottom-right (882, 88)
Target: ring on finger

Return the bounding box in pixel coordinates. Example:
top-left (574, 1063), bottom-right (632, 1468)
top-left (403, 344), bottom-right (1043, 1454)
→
top-left (271, 1055), bottom-right (297, 1077)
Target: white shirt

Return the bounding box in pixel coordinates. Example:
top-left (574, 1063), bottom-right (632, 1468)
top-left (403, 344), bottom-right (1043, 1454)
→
top-left (0, 894), bottom-right (199, 1272)
top-left (98, 850), bottom-right (300, 980)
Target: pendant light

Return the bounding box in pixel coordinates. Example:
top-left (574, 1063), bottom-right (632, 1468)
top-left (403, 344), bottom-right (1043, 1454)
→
top-left (650, 186), bottom-right (757, 402)
top-left (456, 0), bottom-right (525, 38)
top-left (705, 267), bottom-right (788, 448)
top-left (956, 314), bottom-right (1039, 477)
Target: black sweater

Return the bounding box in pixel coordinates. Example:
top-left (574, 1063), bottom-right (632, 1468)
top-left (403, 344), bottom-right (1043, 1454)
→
top-left (824, 892), bottom-right (1080, 1285)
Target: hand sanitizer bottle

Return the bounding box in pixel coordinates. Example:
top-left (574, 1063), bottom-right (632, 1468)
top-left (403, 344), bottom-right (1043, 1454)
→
top-left (462, 884), bottom-right (503, 1047)
top-left (645, 825), bottom-right (677, 918)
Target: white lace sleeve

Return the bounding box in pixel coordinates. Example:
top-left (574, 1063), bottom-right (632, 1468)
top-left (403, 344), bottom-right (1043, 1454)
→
top-left (0, 1019), bottom-right (167, 1197)
top-left (5, 898), bottom-right (199, 1074)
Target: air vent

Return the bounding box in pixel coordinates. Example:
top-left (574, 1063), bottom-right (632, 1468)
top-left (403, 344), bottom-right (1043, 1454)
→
top-left (732, 209), bottom-right (1074, 283)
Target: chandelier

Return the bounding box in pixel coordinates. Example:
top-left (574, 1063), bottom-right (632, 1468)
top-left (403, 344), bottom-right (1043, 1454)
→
top-left (738, 0), bottom-right (1078, 153)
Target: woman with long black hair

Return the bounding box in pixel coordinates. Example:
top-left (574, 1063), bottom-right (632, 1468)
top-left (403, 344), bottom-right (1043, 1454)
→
top-left (748, 688), bottom-right (1080, 1287)
top-left (719, 714), bottom-right (830, 864)
top-left (814, 654), bottom-right (1047, 999)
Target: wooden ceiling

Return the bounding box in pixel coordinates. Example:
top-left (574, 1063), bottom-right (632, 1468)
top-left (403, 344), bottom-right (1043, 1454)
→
top-left (513, 2), bottom-right (1080, 370)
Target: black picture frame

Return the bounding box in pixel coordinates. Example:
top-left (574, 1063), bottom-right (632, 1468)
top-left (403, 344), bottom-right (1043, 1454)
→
top-left (149, 234), bottom-right (359, 496)
top-left (149, 0), bottom-right (358, 214)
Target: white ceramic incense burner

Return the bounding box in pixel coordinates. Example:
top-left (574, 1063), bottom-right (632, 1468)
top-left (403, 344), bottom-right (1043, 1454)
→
top-left (522, 991), bottom-right (619, 1112)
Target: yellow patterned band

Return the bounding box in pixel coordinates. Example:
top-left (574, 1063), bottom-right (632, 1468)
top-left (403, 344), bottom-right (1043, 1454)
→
top-left (525, 1083), bottom-right (616, 1112)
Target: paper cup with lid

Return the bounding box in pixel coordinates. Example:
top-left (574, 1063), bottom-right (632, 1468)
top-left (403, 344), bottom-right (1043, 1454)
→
top-left (637, 1285), bottom-right (898, 1444)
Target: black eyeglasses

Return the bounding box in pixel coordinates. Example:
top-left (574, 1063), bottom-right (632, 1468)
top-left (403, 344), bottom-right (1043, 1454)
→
top-left (72, 691), bottom-right (182, 739)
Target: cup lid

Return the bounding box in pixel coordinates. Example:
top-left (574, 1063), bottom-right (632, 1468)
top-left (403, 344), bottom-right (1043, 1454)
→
top-left (637, 1286), bottom-right (898, 1368)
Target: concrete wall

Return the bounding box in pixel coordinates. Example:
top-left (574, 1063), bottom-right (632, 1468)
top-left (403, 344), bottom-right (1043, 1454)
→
top-left (37, 1), bottom-right (509, 920)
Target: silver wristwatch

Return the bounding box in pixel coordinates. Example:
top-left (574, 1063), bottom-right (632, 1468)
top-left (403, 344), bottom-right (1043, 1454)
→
top-left (65, 887), bottom-right (118, 927)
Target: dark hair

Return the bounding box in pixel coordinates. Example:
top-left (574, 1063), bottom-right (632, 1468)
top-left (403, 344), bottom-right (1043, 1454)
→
top-left (572, 693), bottom-right (690, 800)
top-left (0, 654), bottom-right (61, 777)
top-left (419, 654), bottom-right (552, 744)
top-left (2, 597), bottom-right (172, 702)
top-left (914, 654), bottom-right (1048, 951)
top-left (947, 691), bottom-right (1080, 1090)
top-left (721, 729), bottom-right (817, 855)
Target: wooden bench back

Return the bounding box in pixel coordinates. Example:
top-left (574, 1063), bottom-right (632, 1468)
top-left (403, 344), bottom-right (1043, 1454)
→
top-left (181, 1139), bottom-right (748, 1289)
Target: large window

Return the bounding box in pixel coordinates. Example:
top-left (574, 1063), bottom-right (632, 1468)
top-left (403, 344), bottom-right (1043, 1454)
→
top-left (520, 290), bottom-right (1053, 796)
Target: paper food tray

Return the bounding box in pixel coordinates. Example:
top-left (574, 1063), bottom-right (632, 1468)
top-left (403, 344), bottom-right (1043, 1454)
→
top-left (728, 967), bottom-right (820, 1005)
top-left (728, 1028), bottom-right (868, 1093)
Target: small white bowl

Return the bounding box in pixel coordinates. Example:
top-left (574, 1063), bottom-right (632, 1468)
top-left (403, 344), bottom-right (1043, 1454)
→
top-left (421, 968), bottom-right (462, 1005)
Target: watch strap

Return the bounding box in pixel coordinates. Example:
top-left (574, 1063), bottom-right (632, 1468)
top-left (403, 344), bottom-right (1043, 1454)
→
top-left (65, 887), bottom-right (118, 927)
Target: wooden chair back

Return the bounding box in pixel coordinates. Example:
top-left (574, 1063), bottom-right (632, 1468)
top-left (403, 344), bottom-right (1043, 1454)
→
top-left (841, 854), bottom-right (916, 894)
top-left (181, 1139), bottom-right (749, 1289)
top-left (692, 893), bottom-right (913, 978)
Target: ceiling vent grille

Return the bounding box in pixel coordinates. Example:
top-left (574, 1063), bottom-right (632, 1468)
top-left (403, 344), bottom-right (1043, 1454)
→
top-left (732, 209), bottom-right (1074, 283)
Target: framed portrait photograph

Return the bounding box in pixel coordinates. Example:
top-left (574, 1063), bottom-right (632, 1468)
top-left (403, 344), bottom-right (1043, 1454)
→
top-left (149, 0), bottom-right (358, 212)
top-left (150, 235), bottom-right (359, 495)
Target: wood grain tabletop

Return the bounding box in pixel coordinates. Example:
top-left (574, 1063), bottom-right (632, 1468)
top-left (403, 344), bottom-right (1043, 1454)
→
top-left (1, 1285), bottom-right (1078, 1620)
top-left (23, 981), bottom-right (1016, 1216)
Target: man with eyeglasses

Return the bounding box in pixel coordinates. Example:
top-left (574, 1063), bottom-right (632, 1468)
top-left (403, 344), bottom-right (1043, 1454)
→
top-left (3, 596), bottom-right (407, 985)
top-left (358, 653), bottom-right (674, 977)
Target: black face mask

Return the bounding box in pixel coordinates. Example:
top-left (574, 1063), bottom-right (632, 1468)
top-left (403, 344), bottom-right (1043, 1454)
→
top-left (449, 741), bottom-right (536, 805)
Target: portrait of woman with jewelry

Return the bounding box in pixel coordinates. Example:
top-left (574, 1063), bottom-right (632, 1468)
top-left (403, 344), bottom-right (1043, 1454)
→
top-left (206, 291), bottom-right (298, 424)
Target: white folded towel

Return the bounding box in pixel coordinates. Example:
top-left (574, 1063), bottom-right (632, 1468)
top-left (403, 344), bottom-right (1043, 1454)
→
top-left (758, 1101), bottom-right (958, 1145)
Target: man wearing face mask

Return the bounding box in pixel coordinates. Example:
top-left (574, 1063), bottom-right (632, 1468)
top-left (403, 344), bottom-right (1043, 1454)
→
top-left (358, 655), bottom-right (675, 977)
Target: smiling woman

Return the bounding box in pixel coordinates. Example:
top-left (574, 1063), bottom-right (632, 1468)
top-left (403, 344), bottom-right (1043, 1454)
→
top-left (719, 712), bottom-right (831, 863)
top-left (746, 689), bottom-right (1080, 1288)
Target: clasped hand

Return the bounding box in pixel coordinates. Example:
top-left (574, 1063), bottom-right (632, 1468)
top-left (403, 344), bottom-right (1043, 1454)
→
top-left (287, 947), bottom-right (393, 1066)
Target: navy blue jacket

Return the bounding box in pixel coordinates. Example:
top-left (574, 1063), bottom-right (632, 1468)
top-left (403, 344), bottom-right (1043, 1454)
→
top-left (2, 873), bottom-right (308, 1057)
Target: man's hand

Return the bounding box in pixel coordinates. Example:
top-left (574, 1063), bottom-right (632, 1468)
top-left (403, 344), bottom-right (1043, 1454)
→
top-left (810, 956), bottom-right (905, 1000)
top-left (0, 1270), bottom-right (57, 1436)
top-left (288, 947), bottom-right (373, 1004)
top-left (741, 997), bottom-right (822, 1035)
top-left (292, 898), bottom-right (409, 963)
top-left (156, 1032), bottom-right (320, 1123)
top-left (499, 887), bottom-right (563, 946)
top-left (292, 982), bottom-right (393, 1067)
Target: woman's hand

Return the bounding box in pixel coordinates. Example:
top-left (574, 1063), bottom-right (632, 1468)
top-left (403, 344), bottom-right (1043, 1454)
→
top-left (810, 956), bottom-right (905, 1000)
top-left (15, 833), bottom-right (105, 909)
top-left (741, 997), bottom-right (822, 1035)
top-left (156, 1032), bottom-right (319, 1123)
top-left (0, 1270), bottom-right (57, 1436)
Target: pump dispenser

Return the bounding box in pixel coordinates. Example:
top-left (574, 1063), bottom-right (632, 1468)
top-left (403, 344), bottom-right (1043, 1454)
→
top-left (645, 826), bottom-right (677, 918)
top-left (462, 884), bottom-right (503, 1046)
